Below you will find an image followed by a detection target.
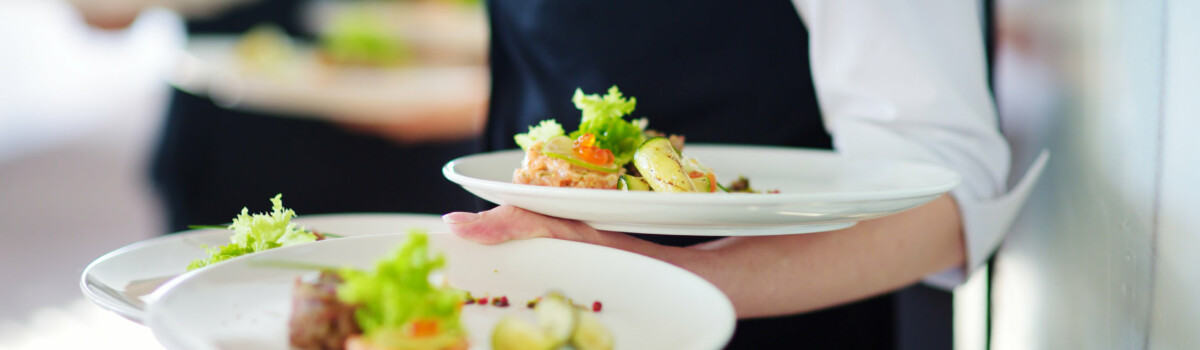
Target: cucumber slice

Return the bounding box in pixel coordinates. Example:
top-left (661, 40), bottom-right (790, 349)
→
top-left (492, 316), bottom-right (558, 350)
top-left (618, 175), bottom-right (651, 191)
top-left (571, 312), bottom-right (615, 350)
top-left (633, 137), bottom-right (697, 192)
top-left (534, 293), bottom-right (578, 346)
top-left (541, 136), bottom-right (620, 173)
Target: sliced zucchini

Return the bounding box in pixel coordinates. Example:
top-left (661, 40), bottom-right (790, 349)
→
top-left (618, 175), bottom-right (651, 191)
top-left (571, 312), bottom-right (614, 350)
top-left (492, 316), bottom-right (558, 350)
top-left (632, 137), bottom-right (697, 192)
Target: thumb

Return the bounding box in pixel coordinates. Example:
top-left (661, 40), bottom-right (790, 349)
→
top-left (442, 205), bottom-right (598, 245)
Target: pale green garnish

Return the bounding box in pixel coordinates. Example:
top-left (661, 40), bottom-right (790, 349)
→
top-left (186, 194), bottom-right (317, 270)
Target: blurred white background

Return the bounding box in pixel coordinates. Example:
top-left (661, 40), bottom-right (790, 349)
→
top-left (0, 1), bottom-right (178, 348)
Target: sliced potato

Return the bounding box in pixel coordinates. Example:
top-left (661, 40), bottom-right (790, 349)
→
top-left (492, 316), bottom-right (558, 350)
top-left (571, 312), bottom-right (614, 350)
top-left (691, 175), bottom-right (713, 193)
top-left (632, 137), bottom-right (696, 192)
top-left (534, 293), bottom-right (578, 347)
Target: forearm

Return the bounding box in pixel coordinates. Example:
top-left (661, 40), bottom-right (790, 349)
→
top-left (647, 195), bottom-right (965, 318)
top-left (446, 195), bottom-right (966, 318)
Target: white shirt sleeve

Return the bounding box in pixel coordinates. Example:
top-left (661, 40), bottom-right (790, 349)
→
top-left (792, 0), bottom-right (1046, 289)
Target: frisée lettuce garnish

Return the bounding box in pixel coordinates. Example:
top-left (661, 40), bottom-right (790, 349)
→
top-left (514, 86), bottom-right (647, 167)
top-left (336, 232), bottom-right (469, 348)
top-left (569, 86), bottom-right (646, 167)
top-left (514, 119), bottom-right (566, 151)
top-left (186, 194), bottom-right (318, 271)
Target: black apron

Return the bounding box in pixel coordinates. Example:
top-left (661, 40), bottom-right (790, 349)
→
top-left (482, 1), bottom-right (951, 349)
top-left (151, 0), bottom-right (480, 231)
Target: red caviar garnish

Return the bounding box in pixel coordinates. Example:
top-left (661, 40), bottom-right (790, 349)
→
top-left (573, 133), bottom-right (615, 166)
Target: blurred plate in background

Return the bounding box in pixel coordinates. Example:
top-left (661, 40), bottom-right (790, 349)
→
top-left (168, 34), bottom-right (488, 123)
top-left (168, 1), bottom-right (488, 123)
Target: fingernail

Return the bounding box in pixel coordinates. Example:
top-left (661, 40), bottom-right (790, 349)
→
top-left (442, 212), bottom-right (480, 224)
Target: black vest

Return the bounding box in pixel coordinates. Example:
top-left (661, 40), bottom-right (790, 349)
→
top-left (482, 1), bottom-right (906, 349)
top-left (484, 1), bottom-right (831, 152)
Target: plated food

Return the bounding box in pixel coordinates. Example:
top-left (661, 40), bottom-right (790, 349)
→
top-left (170, 1), bottom-right (488, 123)
top-left (287, 232), bottom-right (470, 350)
top-left (235, 10), bottom-right (410, 73)
top-left (146, 233), bottom-right (735, 349)
top-left (285, 232), bottom-right (613, 350)
top-left (512, 86), bottom-right (762, 193)
top-left (491, 292), bottom-right (613, 350)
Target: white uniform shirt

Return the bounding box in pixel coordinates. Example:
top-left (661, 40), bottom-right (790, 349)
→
top-left (792, 0), bottom-right (1049, 289)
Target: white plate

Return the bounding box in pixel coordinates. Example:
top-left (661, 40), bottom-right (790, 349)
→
top-left (169, 35), bottom-right (488, 123)
top-left (80, 213), bottom-right (449, 324)
top-left (146, 233), bottom-right (735, 350)
top-left (444, 145), bottom-right (962, 236)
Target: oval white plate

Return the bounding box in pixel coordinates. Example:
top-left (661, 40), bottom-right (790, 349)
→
top-left (146, 233), bottom-right (735, 350)
top-left (444, 145), bottom-right (961, 236)
top-left (80, 213), bottom-right (449, 324)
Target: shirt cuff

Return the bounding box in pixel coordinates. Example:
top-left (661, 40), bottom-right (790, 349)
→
top-left (923, 150), bottom-right (1050, 290)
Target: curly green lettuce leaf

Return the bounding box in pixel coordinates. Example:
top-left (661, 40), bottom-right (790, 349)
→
top-left (574, 85), bottom-right (637, 123)
top-left (336, 231), bottom-right (468, 347)
top-left (514, 119), bottom-right (566, 151)
top-left (570, 86), bottom-right (646, 166)
top-left (186, 194), bottom-right (317, 271)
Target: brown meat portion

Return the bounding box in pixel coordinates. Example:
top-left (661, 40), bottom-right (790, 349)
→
top-left (289, 271), bottom-right (360, 350)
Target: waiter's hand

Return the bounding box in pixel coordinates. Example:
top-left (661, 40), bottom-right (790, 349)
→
top-left (67, 0), bottom-right (148, 30)
top-left (443, 205), bottom-right (612, 245)
top-left (444, 205), bottom-right (700, 284)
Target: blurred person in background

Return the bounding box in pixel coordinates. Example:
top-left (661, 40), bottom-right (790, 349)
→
top-left (69, 0), bottom-right (485, 231)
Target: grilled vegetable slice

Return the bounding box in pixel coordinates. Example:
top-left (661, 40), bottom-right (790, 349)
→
top-left (632, 137), bottom-right (696, 192)
top-left (618, 175), bottom-right (651, 191)
top-left (690, 175), bottom-right (713, 193)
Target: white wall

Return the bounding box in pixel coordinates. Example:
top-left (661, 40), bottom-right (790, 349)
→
top-left (1148, 0), bottom-right (1200, 348)
top-left (992, 0), bottom-right (1200, 348)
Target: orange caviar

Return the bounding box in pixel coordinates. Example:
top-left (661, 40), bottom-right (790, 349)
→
top-left (573, 133), bottom-right (615, 166)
